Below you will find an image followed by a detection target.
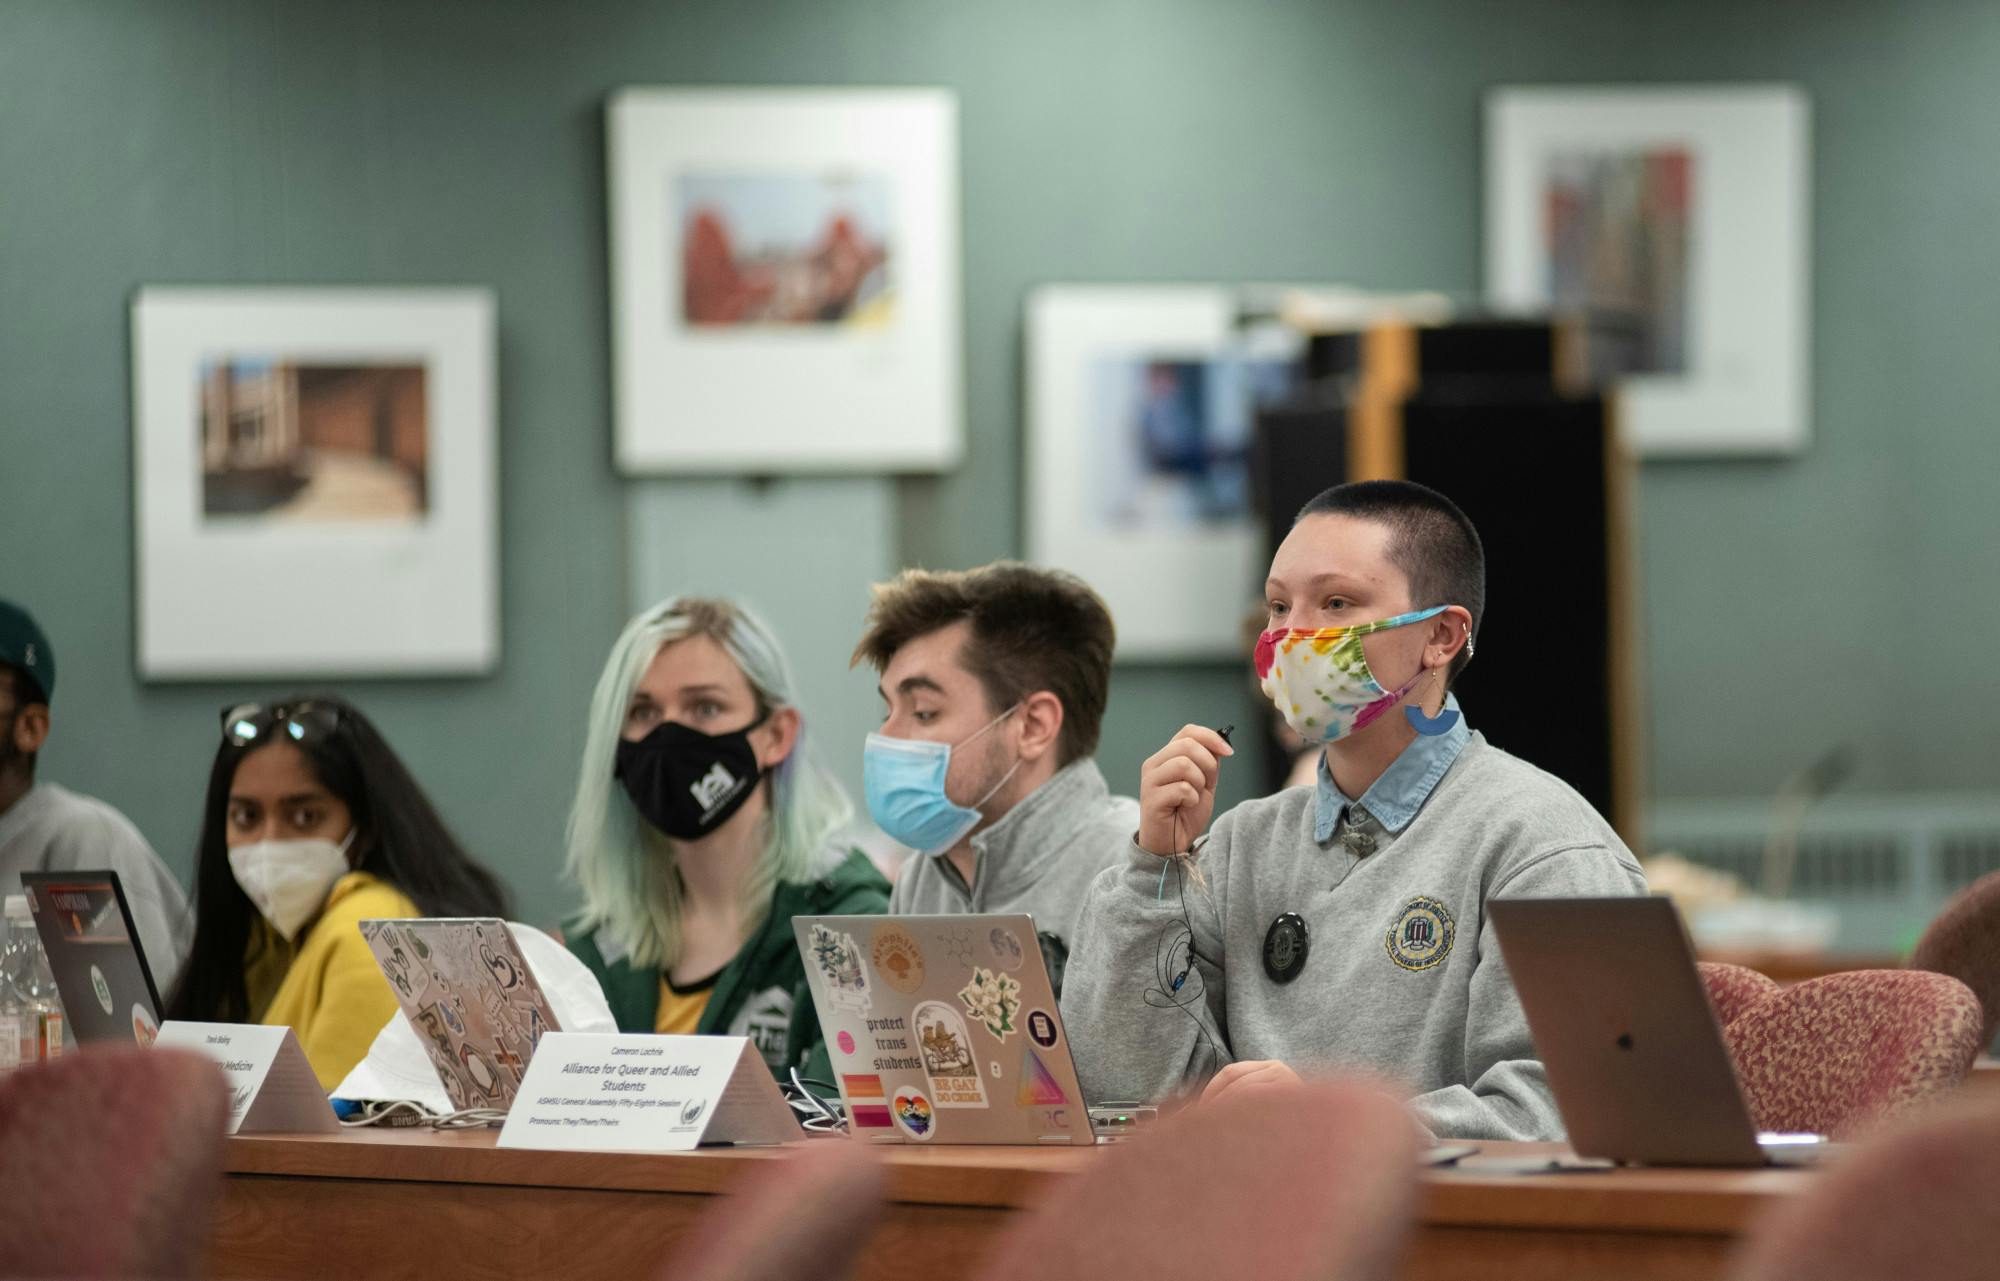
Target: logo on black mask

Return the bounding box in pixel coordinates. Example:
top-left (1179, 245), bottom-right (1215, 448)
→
top-left (690, 763), bottom-right (741, 815)
top-left (615, 718), bottom-right (765, 840)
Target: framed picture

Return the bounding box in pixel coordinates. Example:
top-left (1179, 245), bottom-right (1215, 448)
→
top-left (131, 288), bottom-right (498, 679)
top-left (607, 87), bottom-right (963, 473)
top-left (1484, 85), bottom-right (1811, 456)
top-left (1026, 286), bottom-right (1304, 662)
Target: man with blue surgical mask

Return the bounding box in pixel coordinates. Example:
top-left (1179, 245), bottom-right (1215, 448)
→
top-left (851, 563), bottom-right (1136, 996)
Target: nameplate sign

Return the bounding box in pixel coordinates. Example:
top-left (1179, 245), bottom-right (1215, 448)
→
top-left (497, 1033), bottom-right (798, 1153)
top-left (155, 1021), bottom-right (338, 1134)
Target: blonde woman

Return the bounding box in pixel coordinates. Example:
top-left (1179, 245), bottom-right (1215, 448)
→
top-left (564, 597), bottom-right (888, 1080)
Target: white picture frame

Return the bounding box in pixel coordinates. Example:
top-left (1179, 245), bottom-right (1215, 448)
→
top-left (607, 87), bottom-right (963, 473)
top-left (131, 287), bottom-right (498, 679)
top-left (1025, 285), bottom-right (1303, 663)
top-left (1485, 84), bottom-right (1811, 457)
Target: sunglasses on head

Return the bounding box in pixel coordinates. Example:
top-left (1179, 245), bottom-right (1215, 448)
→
top-left (219, 701), bottom-right (342, 749)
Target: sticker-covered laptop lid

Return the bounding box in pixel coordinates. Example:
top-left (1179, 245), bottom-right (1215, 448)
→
top-left (793, 913), bottom-right (1093, 1146)
top-left (360, 918), bottom-right (561, 1113)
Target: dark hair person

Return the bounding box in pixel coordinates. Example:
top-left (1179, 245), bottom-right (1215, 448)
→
top-left (851, 561), bottom-right (1135, 996)
top-left (167, 695), bottom-right (508, 1088)
top-left (1060, 478), bottom-right (1646, 1141)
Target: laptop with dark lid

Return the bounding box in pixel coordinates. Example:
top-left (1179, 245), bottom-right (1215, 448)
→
top-left (19, 869), bottom-right (164, 1047)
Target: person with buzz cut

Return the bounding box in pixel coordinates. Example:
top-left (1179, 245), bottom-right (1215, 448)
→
top-left (0, 599), bottom-right (192, 991)
top-left (1059, 481), bottom-right (1647, 1141)
top-left (851, 563), bottom-right (1137, 996)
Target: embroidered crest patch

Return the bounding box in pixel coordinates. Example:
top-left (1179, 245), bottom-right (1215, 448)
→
top-left (1384, 896), bottom-right (1456, 972)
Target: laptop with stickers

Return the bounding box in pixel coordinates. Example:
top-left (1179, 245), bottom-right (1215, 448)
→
top-left (1489, 896), bottom-right (1833, 1167)
top-left (793, 913), bottom-right (1095, 1146)
top-left (359, 918), bottom-right (563, 1112)
top-left (19, 870), bottom-right (163, 1047)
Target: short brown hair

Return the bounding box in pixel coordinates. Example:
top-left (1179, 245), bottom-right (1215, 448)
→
top-left (851, 563), bottom-right (1115, 766)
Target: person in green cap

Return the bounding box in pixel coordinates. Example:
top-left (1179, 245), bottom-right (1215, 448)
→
top-left (0, 599), bottom-right (192, 988)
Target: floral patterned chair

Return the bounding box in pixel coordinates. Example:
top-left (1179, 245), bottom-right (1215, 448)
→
top-left (1699, 960), bottom-right (1781, 1030)
top-left (1729, 1094), bottom-right (2000, 1281)
top-left (1909, 868), bottom-right (2000, 1044)
top-left (0, 1046), bottom-right (229, 1278)
top-left (1726, 969), bottom-right (1983, 1138)
top-left (968, 1077), bottom-right (1420, 1281)
top-left (659, 1137), bottom-right (885, 1281)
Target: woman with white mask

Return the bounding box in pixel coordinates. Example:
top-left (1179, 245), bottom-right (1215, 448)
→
top-left (166, 697), bottom-right (509, 1088)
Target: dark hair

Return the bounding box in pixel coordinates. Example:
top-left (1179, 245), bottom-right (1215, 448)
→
top-left (851, 562), bottom-right (1115, 766)
top-left (0, 665), bottom-right (40, 778)
top-left (1294, 480), bottom-right (1485, 685)
top-left (167, 694), bottom-right (510, 1023)
top-left (0, 662), bottom-right (46, 709)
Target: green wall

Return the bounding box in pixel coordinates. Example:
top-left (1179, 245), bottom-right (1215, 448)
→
top-left (1624, 1), bottom-right (2000, 800)
top-left (3, 0), bottom-right (1993, 926)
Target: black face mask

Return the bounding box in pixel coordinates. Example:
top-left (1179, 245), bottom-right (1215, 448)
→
top-left (614, 718), bottom-right (766, 841)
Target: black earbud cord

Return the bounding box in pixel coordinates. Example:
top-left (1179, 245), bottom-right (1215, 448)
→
top-left (1140, 728), bottom-right (1230, 1080)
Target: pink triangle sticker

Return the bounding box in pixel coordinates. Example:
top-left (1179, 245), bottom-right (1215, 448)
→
top-left (1017, 1046), bottom-right (1069, 1106)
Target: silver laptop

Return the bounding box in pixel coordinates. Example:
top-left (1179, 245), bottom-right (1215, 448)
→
top-left (794, 913), bottom-right (1094, 1146)
top-left (1488, 896), bottom-right (1831, 1167)
top-left (359, 918), bottom-right (562, 1112)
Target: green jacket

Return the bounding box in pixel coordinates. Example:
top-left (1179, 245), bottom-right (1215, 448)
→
top-left (566, 847), bottom-right (889, 1083)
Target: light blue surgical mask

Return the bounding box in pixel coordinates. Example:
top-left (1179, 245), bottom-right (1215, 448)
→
top-left (863, 705), bottom-right (1021, 855)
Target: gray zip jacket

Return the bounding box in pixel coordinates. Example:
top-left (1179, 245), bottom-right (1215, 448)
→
top-left (890, 758), bottom-right (1137, 996)
top-left (1060, 725), bottom-right (1646, 1140)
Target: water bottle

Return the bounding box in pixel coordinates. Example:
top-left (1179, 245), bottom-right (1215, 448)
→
top-left (0, 895), bottom-right (64, 1067)
top-left (0, 903), bottom-right (24, 1071)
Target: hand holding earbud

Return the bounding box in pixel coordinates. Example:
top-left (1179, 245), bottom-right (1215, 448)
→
top-left (1138, 724), bottom-right (1234, 856)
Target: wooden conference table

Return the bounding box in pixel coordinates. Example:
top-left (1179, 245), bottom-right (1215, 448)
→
top-left (211, 1128), bottom-right (1809, 1281)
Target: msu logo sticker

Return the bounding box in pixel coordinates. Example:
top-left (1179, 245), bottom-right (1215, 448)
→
top-left (1385, 896), bottom-right (1455, 972)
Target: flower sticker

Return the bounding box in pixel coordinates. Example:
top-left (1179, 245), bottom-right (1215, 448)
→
top-left (957, 965), bottom-right (1022, 1041)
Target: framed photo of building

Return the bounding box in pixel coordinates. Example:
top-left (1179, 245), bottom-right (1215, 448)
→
top-left (1484, 85), bottom-right (1811, 456)
top-left (131, 287), bottom-right (498, 678)
top-left (1026, 285), bottom-right (1304, 662)
top-left (607, 87), bottom-right (963, 473)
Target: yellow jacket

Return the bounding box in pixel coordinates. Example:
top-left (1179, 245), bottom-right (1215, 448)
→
top-left (244, 871), bottom-right (418, 1090)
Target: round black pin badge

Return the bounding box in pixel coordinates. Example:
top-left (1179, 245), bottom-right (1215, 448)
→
top-left (1262, 912), bottom-right (1310, 984)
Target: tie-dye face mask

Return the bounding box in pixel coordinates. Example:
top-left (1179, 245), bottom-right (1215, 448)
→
top-left (1254, 605), bottom-right (1449, 743)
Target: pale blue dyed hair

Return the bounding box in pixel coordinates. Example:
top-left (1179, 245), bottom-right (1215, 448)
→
top-left (563, 596), bottom-right (852, 971)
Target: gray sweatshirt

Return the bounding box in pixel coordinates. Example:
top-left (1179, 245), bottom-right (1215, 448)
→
top-left (1060, 727), bottom-right (1646, 1141)
top-left (890, 757), bottom-right (1137, 995)
top-left (0, 781), bottom-right (193, 994)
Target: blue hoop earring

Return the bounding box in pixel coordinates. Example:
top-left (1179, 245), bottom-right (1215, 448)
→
top-left (1405, 635), bottom-right (1469, 737)
top-left (1405, 701), bottom-right (1459, 737)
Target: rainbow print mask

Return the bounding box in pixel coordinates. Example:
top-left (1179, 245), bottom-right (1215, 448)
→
top-left (1254, 606), bottom-right (1448, 743)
